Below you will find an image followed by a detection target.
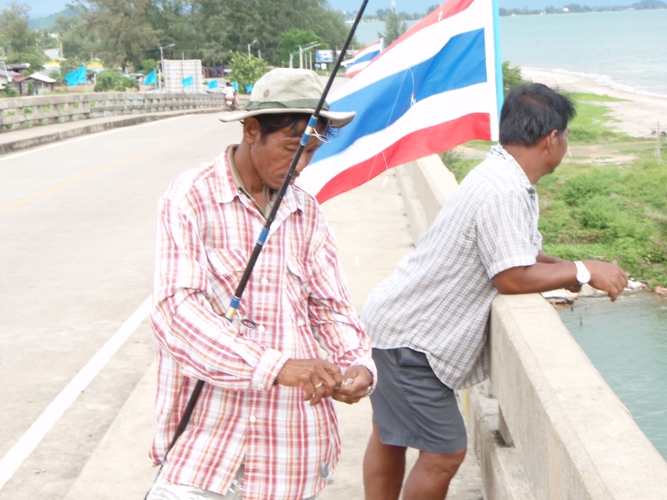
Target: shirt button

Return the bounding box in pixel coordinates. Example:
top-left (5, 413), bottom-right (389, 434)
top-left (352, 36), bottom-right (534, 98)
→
top-left (255, 384), bottom-right (263, 390)
top-left (249, 415), bottom-right (256, 423)
top-left (261, 278), bottom-right (268, 285)
top-left (257, 325), bottom-right (265, 333)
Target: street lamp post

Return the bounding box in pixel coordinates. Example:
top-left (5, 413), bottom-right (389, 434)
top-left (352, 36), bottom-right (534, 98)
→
top-left (298, 42), bottom-right (320, 69)
top-left (159, 43), bottom-right (175, 91)
top-left (247, 40), bottom-right (257, 59)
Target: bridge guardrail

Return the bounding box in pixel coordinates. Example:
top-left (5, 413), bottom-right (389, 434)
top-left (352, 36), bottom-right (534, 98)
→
top-left (0, 92), bottom-right (224, 133)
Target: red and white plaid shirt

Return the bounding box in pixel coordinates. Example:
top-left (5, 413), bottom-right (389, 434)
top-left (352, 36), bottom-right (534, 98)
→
top-left (150, 147), bottom-right (375, 499)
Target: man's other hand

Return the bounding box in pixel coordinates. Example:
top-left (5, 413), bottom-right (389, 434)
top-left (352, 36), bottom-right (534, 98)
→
top-left (332, 365), bottom-right (373, 405)
top-left (276, 359), bottom-right (343, 406)
top-left (585, 260), bottom-right (629, 302)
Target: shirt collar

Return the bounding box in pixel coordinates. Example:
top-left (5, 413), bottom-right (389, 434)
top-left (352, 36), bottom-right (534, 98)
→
top-left (490, 144), bottom-right (536, 194)
top-left (213, 145), bottom-right (303, 215)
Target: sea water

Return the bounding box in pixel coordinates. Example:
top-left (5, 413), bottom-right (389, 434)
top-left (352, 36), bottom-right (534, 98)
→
top-left (500, 9), bottom-right (667, 97)
top-left (354, 9), bottom-right (667, 97)
top-left (559, 293), bottom-right (667, 459)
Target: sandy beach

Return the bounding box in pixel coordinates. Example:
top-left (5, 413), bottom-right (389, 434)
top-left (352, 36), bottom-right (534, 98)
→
top-left (521, 67), bottom-right (667, 138)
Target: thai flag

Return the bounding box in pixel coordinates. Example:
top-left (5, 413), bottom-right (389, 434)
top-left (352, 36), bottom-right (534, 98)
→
top-left (344, 39), bottom-right (384, 78)
top-left (300, 0), bottom-right (503, 204)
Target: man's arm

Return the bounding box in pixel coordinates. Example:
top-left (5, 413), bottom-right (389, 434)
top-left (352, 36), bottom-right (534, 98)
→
top-left (152, 197), bottom-right (290, 391)
top-left (492, 258), bottom-right (628, 301)
top-left (536, 250), bottom-right (568, 264)
top-left (302, 219), bottom-right (376, 404)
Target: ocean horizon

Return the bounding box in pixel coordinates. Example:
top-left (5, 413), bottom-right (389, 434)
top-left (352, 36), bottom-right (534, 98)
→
top-left (353, 9), bottom-right (667, 98)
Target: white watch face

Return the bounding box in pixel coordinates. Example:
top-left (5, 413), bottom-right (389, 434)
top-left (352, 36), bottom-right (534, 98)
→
top-left (575, 261), bottom-right (591, 284)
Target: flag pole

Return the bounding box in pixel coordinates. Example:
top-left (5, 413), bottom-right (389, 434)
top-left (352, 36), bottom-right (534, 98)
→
top-left (164, 0), bottom-right (370, 456)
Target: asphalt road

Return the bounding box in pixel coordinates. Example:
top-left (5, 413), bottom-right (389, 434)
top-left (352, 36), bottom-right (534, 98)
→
top-left (0, 113), bottom-right (241, 499)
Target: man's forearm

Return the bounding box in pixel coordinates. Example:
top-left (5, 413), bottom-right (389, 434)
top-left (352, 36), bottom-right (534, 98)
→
top-left (493, 259), bottom-right (629, 301)
top-left (492, 261), bottom-right (578, 295)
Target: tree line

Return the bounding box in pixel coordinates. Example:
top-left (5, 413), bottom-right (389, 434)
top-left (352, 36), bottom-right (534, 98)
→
top-left (500, 0), bottom-right (666, 16)
top-left (0, 0), bottom-right (354, 75)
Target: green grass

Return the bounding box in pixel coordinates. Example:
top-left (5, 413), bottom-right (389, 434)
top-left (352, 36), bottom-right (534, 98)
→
top-left (565, 93), bottom-right (628, 143)
top-left (442, 92), bottom-right (667, 286)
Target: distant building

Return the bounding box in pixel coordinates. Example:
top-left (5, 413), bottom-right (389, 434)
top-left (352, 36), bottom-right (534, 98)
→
top-left (0, 68), bottom-right (21, 91)
top-left (24, 72), bottom-right (57, 94)
top-left (44, 47), bottom-right (62, 60)
top-left (7, 72), bottom-right (57, 95)
top-left (5, 63), bottom-right (31, 75)
top-left (43, 60), bottom-right (62, 77)
top-left (86, 59), bottom-right (105, 74)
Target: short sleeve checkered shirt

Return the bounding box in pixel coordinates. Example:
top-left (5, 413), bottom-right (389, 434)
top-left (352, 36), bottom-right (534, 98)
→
top-left (150, 147), bottom-right (376, 499)
top-left (362, 145), bottom-right (541, 389)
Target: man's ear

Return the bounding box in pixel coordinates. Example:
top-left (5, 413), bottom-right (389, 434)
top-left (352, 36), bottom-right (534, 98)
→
top-left (243, 117), bottom-right (261, 145)
top-left (544, 129), bottom-right (559, 153)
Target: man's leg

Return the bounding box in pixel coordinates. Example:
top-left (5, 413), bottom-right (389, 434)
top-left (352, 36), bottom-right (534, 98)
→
top-left (402, 447), bottom-right (466, 500)
top-left (363, 424), bottom-right (406, 500)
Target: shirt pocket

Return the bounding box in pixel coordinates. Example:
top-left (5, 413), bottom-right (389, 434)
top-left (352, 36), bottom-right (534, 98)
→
top-left (285, 258), bottom-right (311, 315)
top-left (205, 247), bottom-right (249, 308)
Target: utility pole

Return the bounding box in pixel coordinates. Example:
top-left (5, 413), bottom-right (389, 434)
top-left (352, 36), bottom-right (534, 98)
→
top-left (159, 43), bottom-right (175, 92)
top-left (248, 40), bottom-right (257, 59)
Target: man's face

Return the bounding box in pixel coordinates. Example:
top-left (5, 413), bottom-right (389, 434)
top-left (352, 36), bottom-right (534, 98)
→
top-left (247, 119), bottom-right (325, 190)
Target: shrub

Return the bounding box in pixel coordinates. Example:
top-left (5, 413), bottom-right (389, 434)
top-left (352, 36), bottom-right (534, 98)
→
top-left (141, 59), bottom-right (157, 73)
top-left (228, 52), bottom-right (270, 94)
top-left (572, 195), bottom-right (615, 230)
top-left (560, 170), bottom-right (617, 206)
top-left (502, 61), bottom-right (529, 97)
top-left (94, 69), bottom-right (138, 92)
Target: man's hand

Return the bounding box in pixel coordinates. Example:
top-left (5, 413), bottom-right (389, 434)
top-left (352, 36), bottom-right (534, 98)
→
top-left (584, 260), bottom-right (628, 302)
top-left (276, 359), bottom-right (343, 406)
top-left (332, 365), bottom-right (373, 405)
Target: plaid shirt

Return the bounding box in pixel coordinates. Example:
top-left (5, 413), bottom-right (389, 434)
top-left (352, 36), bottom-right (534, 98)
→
top-left (362, 145), bottom-right (541, 389)
top-left (150, 147), bottom-right (375, 499)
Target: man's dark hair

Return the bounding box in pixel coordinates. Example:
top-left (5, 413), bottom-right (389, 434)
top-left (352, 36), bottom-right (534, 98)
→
top-left (254, 113), bottom-right (337, 142)
top-left (499, 83), bottom-right (576, 147)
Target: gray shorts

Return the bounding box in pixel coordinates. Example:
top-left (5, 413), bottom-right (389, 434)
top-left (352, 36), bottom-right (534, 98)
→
top-left (370, 347), bottom-right (467, 454)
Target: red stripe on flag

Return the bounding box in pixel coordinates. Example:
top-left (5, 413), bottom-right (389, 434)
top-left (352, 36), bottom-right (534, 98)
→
top-left (384, 0), bottom-right (476, 56)
top-left (314, 113), bottom-right (491, 204)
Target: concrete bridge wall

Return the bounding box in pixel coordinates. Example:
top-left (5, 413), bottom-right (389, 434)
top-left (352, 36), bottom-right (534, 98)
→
top-left (394, 155), bottom-right (667, 499)
top-left (0, 92), bottom-right (224, 133)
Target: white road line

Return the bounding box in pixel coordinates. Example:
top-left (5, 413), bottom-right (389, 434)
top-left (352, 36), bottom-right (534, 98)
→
top-left (0, 295), bottom-right (152, 490)
top-left (0, 115), bottom-right (186, 163)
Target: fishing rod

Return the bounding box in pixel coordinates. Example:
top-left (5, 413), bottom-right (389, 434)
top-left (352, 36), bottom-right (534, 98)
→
top-left (166, 0), bottom-right (370, 455)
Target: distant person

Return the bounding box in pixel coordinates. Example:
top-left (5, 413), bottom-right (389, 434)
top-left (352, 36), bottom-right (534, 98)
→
top-left (224, 81), bottom-right (237, 111)
top-left (146, 68), bottom-right (375, 500)
top-left (361, 83), bottom-right (628, 500)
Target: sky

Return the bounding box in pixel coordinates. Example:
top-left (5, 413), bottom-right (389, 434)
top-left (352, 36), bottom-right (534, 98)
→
top-left (0, 0), bottom-right (640, 19)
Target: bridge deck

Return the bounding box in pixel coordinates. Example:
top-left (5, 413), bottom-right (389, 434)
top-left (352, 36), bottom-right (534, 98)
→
top-left (0, 111), bottom-right (483, 499)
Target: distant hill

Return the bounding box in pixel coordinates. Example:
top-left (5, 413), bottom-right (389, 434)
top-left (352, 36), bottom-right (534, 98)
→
top-left (28, 9), bottom-right (74, 30)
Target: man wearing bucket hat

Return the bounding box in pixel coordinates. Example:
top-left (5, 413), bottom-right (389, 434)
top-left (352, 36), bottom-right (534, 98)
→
top-left (147, 69), bottom-right (375, 500)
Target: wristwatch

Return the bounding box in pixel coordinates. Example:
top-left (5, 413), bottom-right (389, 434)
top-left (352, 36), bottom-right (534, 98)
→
top-left (574, 261), bottom-right (591, 285)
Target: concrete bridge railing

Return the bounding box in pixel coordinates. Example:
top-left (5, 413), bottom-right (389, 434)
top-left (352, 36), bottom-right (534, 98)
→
top-left (394, 155), bottom-right (667, 499)
top-left (0, 92), bottom-right (224, 133)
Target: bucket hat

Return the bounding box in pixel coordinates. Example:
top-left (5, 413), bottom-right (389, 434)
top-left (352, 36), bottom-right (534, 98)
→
top-left (219, 68), bottom-right (355, 128)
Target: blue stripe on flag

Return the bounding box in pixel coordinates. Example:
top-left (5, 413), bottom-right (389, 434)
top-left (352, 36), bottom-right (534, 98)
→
top-left (354, 51), bottom-right (381, 64)
top-left (316, 29), bottom-right (487, 160)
